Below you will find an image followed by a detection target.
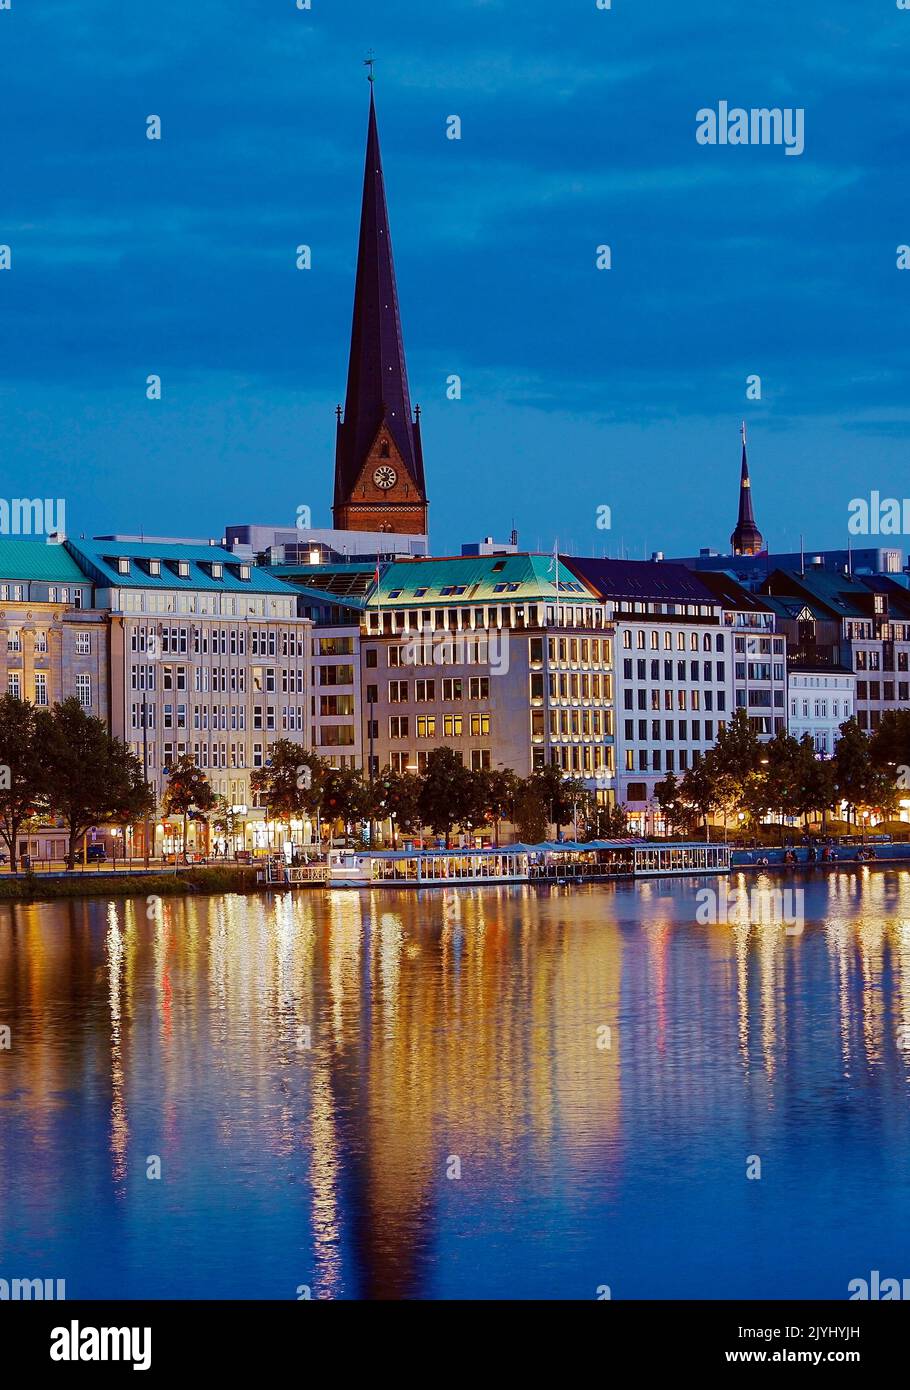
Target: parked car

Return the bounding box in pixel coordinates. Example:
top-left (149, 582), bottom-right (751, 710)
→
top-left (86, 844), bottom-right (107, 862)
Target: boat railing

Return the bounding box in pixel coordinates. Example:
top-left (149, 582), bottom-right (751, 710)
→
top-left (257, 861), bottom-right (328, 885)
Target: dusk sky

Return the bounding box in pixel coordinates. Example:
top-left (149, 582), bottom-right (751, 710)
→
top-left (2, 0), bottom-right (908, 557)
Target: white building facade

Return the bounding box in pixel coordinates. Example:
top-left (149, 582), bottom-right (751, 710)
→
top-left (787, 668), bottom-right (855, 756)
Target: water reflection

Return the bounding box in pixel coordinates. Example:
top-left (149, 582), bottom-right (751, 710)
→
top-left (1, 872), bottom-right (910, 1298)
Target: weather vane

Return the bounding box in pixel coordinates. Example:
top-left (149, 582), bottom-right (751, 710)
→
top-left (364, 50), bottom-right (375, 84)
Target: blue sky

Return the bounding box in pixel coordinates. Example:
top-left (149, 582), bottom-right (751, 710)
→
top-left (1, 0), bottom-right (908, 558)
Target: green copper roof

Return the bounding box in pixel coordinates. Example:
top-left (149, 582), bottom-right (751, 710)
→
top-left (367, 553), bottom-right (594, 607)
top-left (0, 538), bottom-right (90, 583)
top-left (68, 539), bottom-right (295, 594)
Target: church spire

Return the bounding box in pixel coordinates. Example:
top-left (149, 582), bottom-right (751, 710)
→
top-left (333, 77), bottom-right (427, 534)
top-left (730, 421), bottom-right (763, 555)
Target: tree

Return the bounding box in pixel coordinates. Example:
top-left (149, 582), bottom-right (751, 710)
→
top-left (250, 740), bottom-right (324, 840)
top-left (458, 768), bottom-right (492, 842)
top-left (512, 779), bottom-right (548, 844)
top-left (703, 710), bottom-right (763, 831)
top-left (531, 764), bottom-right (586, 838)
top-left (673, 758), bottom-right (717, 840)
top-left (39, 699), bottom-right (152, 869)
top-left (484, 768), bottom-right (520, 847)
top-left (577, 797), bottom-right (629, 841)
top-left (211, 795), bottom-right (239, 856)
top-left (833, 720), bottom-right (874, 825)
top-left (654, 771), bottom-right (689, 837)
top-left (759, 728), bottom-right (801, 835)
top-left (790, 734), bottom-right (836, 827)
top-left (593, 801), bottom-right (630, 839)
top-left (162, 753), bottom-right (216, 856)
top-left (0, 695), bottom-right (47, 871)
top-left (321, 766), bottom-right (371, 841)
top-left (418, 747), bottom-right (475, 847)
top-left (372, 766), bottom-right (423, 847)
top-left (869, 708), bottom-right (910, 773)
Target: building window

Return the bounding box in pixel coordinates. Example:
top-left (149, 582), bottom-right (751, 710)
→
top-left (76, 674), bottom-right (91, 708)
top-left (34, 672), bottom-right (48, 706)
top-left (7, 673), bottom-right (20, 698)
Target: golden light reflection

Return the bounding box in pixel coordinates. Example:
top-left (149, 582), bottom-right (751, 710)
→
top-left (106, 901), bottom-right (128, 1191)
top-left (5, 872), bottom-right (910, 1296)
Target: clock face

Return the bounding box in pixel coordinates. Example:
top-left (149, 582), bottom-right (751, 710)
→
top-left (373, 465), bottom-right (398, 490)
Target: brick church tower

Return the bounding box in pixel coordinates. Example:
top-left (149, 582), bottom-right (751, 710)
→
top-left (333, 84), bottom-right (428, 535)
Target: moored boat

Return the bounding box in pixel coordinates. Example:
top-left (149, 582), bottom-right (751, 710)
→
top-left (255, 840), bottom-right (731, 889)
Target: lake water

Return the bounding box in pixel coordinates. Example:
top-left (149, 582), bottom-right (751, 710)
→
top-left (1, 869), bottom-right (909, 1300)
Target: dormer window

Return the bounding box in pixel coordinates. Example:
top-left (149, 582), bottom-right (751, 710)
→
top-left (117, 558), bottom-right (130, 575)
top-left (211, 562), bottom-right (223, 580)
top-left (177, 560), bottom-right (190, 578)
top-left (239, 564), bottom-right (251, 581)
top-left (148, 559), bottom-right (161, 576)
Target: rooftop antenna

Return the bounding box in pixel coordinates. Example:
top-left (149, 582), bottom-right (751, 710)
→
top-left (800, 533), bottom-right (804, 576)
top-left (847, 535), bottom-right (852, 576)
